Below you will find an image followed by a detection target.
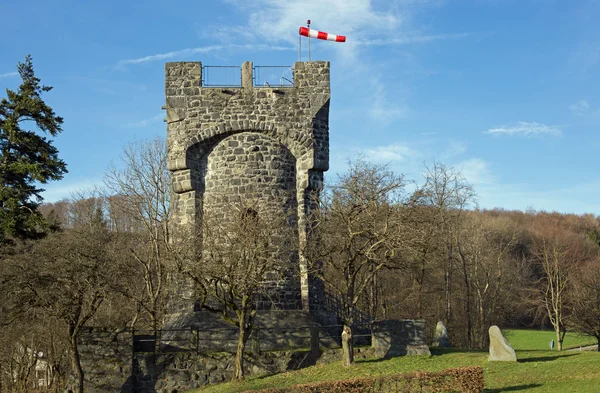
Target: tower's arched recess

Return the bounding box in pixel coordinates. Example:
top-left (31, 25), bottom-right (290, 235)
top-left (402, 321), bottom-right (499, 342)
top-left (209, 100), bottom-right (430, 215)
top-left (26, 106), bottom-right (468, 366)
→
top-left (165, 61), bottom-right (330, 314)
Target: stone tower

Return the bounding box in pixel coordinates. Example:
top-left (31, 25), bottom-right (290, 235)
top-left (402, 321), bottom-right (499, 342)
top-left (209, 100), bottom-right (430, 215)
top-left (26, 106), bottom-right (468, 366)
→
top-left (165, 61), bottom-right (329, 318)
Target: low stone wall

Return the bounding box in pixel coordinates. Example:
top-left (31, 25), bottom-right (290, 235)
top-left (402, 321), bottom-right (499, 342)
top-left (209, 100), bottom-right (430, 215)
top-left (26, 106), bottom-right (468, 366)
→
top-left (77, 327), bottom-right (315, 393)
top-left (76, 318), bottom-right (429, 393)
top-left (161, 310), bottom-right (339, 353)
top-left (131, 350), bottom-right (314, 393)
top-left (77, 327), bottom-right (134, 393)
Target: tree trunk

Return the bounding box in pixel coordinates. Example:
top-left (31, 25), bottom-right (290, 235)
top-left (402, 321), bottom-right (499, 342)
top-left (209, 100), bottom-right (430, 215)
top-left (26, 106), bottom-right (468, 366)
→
top-left (369, 268), bottom-right (378, 320)
top-left (459, 251), bottom-right (472, 349)
top-left (445, 243), bottom-right (453, 324)
top-left (478, 301), bottom-right (486, 348)
top-left (597, 337), bottom-right (600, 352)
top-left (70, 336), bottom-right (84, 393)
top-left (234, 314), bottom-right (249, 380)
top-left (556, 328), bottom-right (563, 351)
top-left (341, 325), bottom-right (354, 367)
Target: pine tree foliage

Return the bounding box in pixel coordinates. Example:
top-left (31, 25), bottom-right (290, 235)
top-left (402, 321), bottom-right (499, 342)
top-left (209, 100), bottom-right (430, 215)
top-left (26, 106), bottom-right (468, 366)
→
top-left (0, 55), bottom-right (67, 243)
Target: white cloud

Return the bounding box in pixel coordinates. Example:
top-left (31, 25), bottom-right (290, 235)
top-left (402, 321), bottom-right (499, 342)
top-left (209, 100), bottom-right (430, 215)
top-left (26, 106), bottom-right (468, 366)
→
top-left (458, 158), bottom-right (493, 186)
top-left (441, 141), bottom-right (467, 159)
top-left (116, 44), bottom-right (294, 68)
top-left (127, 113), bottom-right (164, 128)
top-left (569, 100), bottom-right (590, 116)
top-left (367, 80), bottom-right (408, 124)
top-left (41, 179), bottom-right (101, 203)
top-left (0, 71), bottom-right (18, 78)
top-left (368, 98), bottom-right (407, 124)
top-left (365, 143), bottom-right (419, 163)
top-left (220, 0), bottom-right (400, 45)
top-left (484, 121), bottom-right (562, 137)
top-left (212, 0), bottom-right (465, 60)
top-left (476, 180), bottom-right (600, 215)
top-left (355, 32), bottom-right (470, 46)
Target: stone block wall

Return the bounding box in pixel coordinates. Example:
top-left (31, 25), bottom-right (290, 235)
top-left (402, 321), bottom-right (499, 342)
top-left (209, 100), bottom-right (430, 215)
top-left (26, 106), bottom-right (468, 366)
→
top-left (77, 325), bottom-right (317, 393)
top-left (77, 318), bottom-right (429, 393)
top-left (76, 327), bottom-right (134, 393)
top-left (165, 61), bottom-right (330, 319)
top-left (371, 319), bottom-right (431, 358)
top-left (78, 334), bottom-right (312, 393)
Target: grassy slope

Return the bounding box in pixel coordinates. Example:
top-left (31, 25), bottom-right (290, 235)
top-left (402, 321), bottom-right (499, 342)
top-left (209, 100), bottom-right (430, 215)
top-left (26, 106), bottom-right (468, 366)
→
top-left (504, 329), bottom-right (596, 351)
top-left (188, 330), bottom-right (600, 393)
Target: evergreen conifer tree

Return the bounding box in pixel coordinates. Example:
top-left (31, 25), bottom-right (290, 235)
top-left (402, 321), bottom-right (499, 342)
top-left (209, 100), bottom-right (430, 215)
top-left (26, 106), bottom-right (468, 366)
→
top-left (0, 55), bottom-right (67, 243)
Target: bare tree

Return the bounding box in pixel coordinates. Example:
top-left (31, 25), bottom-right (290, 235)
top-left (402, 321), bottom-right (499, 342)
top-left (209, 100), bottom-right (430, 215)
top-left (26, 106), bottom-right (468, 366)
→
top-left (2, 221), bottom-right (119, 393)
top-left (173, 203), bottom-right (295, 380)
top-left (0, 319), bottom-right (69, 393)
top-left (419, 161), bottom-right (475, 330)
top-left (568, 258), bottom-right (600, 351)
top-left (104, 137), bottom-right (171, 333)
top-left (529, 217), bottom-right (593, 351)
top-left (454, 213), bottom-right (522, 347)
top-left (306, 159), bottom-right (416, 366)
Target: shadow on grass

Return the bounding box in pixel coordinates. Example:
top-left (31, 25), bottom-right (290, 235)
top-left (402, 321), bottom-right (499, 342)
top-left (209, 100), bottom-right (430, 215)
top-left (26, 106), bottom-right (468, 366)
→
top-left (429, 347), bottom-right (486, 357)
top-left (518, 353), bottom-right (577, 363)
top-left (485, 384), bottom-right (542, 392)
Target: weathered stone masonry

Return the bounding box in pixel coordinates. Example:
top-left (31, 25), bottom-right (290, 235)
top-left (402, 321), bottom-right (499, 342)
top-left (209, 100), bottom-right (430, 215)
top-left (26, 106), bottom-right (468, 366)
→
top-left (73, 61), bottom-right (432, 393)
top-left (165, 61), bottom-right (330, 314)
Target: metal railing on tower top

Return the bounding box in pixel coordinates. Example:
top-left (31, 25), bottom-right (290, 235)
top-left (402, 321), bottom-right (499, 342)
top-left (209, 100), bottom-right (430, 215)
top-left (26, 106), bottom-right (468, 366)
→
top-left (253, 66), bottom-right (294, 87)
top-left (201, 66), bottom-right (242, 87)
top-left (200, 65), bottom-right (294, 88)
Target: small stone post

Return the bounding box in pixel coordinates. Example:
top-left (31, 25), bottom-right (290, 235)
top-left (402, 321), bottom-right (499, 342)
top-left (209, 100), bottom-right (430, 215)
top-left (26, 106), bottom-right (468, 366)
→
top-left (242, 61), bottom-right (253, 89)
top-left (251, 326), bottom-right (261, 355)
top-left (310, 325), bottom-right (320, 356)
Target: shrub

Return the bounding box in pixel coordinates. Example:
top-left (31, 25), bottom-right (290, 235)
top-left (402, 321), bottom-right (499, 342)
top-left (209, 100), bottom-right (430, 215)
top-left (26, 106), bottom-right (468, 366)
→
top-left (241, 366), bottom-right (484, 393)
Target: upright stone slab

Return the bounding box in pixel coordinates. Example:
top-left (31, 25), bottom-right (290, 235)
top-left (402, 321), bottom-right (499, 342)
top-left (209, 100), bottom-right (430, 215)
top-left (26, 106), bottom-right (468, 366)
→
top-left (488, 325), bottom-right (517, 362)
top-left (164, 61), bottom-right (330, 321)
top-left (432, 321), bottom-right (451, 347)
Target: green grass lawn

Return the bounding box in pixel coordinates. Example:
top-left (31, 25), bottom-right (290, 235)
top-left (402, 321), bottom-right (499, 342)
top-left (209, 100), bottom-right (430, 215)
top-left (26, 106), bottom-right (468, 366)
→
top-left (187, 330), bottom-right (600, 393)
top-left (504, 329), bottom-right (596, 351)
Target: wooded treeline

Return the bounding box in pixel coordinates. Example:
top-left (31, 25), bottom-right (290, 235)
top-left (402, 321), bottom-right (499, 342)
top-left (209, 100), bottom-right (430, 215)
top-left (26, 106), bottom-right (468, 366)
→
top-left (1, 139), bottom-right (600, 392)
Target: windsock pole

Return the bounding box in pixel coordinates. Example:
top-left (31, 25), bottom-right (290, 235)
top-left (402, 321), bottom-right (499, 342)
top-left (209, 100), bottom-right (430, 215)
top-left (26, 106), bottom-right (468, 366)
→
top-left (307, 20), bottom-right (311, 61)
top-left (298, 21), bottom-right (346, 61)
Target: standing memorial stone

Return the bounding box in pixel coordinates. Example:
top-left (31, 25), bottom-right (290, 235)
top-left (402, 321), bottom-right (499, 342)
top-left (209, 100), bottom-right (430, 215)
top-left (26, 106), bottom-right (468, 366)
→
top-left (488, 325), bottom-right (517, 362)
top-left (432, 321), bottom-right (451, 347)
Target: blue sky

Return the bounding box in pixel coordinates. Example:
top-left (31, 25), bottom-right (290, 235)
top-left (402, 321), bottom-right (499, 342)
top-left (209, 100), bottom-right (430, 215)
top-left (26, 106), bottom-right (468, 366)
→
top-left (1, 0), bottom-right (599, 214)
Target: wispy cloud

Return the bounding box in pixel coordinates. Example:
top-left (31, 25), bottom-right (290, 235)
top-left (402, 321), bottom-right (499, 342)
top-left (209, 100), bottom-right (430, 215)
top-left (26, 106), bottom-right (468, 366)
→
top-left (219, 0), bottom-right (399, 45)
top-left (210, 0), bottom-right (466, 60)
top-left (116, 44), bottom-right (294, 68)
top-left (476, 180), bottom-right (600, 215)
top-left (127, 113), bottom-right (164, 128)
top-left (458, 158), bottom-right (494, 186)
top-left (355, 32), bottom-right (470, 46)
top-left (41, 179), bottom-right (101, 203)
top-left (441, 141), bottom-right (467, 159)
top-left (367, 80), bottom-right (408, 124)
top-left (365, 143), bottom-right (419, 163)
top-left (569, 40), bottom-right (600, 75)
top-left (0, 72), bottom-right (18, 78)
top-left (368, 99), bottom-right (407, 125)
top-left (483, 121), bottom-right (562, 137)
top-left (569, 100), bottom-right (590, 116)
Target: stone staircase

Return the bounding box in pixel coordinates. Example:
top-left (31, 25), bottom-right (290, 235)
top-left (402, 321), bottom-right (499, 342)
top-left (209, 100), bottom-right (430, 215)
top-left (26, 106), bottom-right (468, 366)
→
top-left (311, 284), bottom-right (373, 345)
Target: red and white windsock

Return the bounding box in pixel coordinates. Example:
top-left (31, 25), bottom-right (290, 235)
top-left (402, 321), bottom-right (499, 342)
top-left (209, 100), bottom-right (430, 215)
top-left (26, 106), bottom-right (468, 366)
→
top-left (299, 26), bottom-right (346, 42)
